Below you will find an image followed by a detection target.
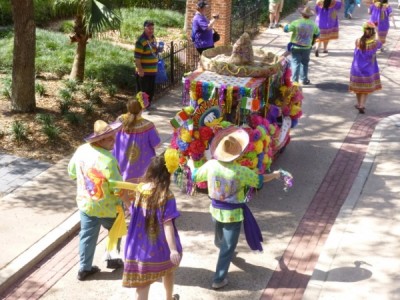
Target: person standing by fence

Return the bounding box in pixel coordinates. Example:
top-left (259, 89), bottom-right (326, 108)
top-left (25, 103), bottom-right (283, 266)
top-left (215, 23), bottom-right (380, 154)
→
top-left (135, 20), bottom-right (161, 110)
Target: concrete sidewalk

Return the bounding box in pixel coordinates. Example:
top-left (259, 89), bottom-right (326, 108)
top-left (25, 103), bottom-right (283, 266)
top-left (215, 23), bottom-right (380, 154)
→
top-left (1, 1), bottom-right (400, 299)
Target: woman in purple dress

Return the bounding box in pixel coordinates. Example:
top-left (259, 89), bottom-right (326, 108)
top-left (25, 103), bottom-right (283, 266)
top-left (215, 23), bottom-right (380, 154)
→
top-left (122, 152), bottom-right (182, 300)
top-left (113, 92), bottom-right (161, 188)
top-left (349, 21), bottom-right (382, 114)
top-left (369, 0), bottom-right (393, 49)
top-left (314, 0), bottom-right (342, 56)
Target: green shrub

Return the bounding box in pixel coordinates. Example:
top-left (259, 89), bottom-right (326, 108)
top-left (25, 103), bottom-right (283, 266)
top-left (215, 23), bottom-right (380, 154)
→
top-left (10, 120), bottom-right (27, 142)
top-left (106, 84), bottom-right (117, 97)
top-left (59, 20), bottom-right (74, 33)
top-left (89, 91), bottom-right (103, 106)
top-left (1, 77), bottom-right (12, 100)
top-left (35, 113), bottom-right (54, 126)
top-left (59, 88), bottom-right (73, 102)
top-left (42, 124), bottom-right (61, 141)
top-left (64, 79), bottom-right (79, 92)
top-left (81, 102), bottom-right (94, 115)
top-left (58, 98), bottom-right (72, 114)
top-left (35, 82), bottom-right (46, 96)
top-left (64, 112), bottom-right (83, 125)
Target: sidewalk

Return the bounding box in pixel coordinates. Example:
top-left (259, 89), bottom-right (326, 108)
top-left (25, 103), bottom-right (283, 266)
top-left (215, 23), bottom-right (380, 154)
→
top-left (1, 1), bottom-right (400, 299)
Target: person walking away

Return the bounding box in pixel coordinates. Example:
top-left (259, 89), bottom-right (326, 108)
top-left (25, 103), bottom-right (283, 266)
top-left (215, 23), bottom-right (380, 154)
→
top-left (349, 21), bottom-right (382, 114)
top-left (284, 6), bottom-right (320, 85)
top-left (135, 20), bottom-right (161, 109)
top-left (113, 92), bottom-right (161, 190)
top-left (315, 0), bottom-right (342, 56)
top-left (344, 0), bottom-right (361, 19)
top-left (192, 0), bottom-right (219, 55)
top-left (269, 0), bottom-right (284, 29)
top-left (122, 150), bottom-right (182, 300)
top-left (68, 119), bottom-right (129, 280)
top-left (368, 0), bottom-right (394, 51)
top-left (191, 126), bottom-right (281, 289)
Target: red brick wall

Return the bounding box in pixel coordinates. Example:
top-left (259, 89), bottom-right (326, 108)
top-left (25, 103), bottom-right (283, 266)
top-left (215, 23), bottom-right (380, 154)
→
top-left (185, 0), bottom-right (232, 46)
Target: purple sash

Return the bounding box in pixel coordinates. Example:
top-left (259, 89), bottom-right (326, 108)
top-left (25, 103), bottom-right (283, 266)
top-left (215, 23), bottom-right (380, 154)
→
top-left (211, 199), bottom-right (263, 252)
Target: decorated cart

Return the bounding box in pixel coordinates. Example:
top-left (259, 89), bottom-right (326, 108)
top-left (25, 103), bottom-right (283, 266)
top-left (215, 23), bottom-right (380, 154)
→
top-left (167, 33), bottom-right (303, 193)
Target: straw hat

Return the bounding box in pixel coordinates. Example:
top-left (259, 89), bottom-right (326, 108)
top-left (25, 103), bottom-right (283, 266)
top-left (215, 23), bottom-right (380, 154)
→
top-left (298, 6), bottom-right (315, 17)
top-left (84, 120), bottom-right (122, 143)
top-left (210, 126), bottom-right (249, 162)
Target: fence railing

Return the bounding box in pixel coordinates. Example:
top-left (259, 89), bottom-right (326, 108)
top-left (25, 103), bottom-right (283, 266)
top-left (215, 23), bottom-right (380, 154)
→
top-left (230, 0), bottom-right (263, 43)
top-left (151, 40), bottom-right (198, 99)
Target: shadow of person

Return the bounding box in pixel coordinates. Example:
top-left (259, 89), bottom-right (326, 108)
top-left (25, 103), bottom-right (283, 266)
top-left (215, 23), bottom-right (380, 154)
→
top-left (312, 261), bottom-right (373, 282)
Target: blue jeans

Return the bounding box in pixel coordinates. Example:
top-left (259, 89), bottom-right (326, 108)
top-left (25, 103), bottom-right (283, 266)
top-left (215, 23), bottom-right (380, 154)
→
top-left (344, 1), bottom-right (355, 17)
top-left (290, 47), bottom-right (312, 83)
top-left (79, 211), bottom-right (119, 271)
top-left (213, 220), bottom-right (242, 283)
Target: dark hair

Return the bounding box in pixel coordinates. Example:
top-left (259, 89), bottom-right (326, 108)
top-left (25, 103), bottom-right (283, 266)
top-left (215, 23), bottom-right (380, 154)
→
top-left (323, 0), bottom-right (332, 10)
top-left (143, 20), bottom-right (154, 27)
top-left (359, 28), bottom-right (375, 51)
top-left (140, 155), bottom-right (171, 235)
top-left (197, 0), bottom-right (208, 9)
top-left (122, 99), bottom-right (142, 131)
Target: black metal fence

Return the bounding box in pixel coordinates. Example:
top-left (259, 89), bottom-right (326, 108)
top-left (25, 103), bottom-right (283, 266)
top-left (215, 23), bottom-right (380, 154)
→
top-left (230, 0), bottom-right (263, 43)
top-left (152, 40), bottom-right (198, 99)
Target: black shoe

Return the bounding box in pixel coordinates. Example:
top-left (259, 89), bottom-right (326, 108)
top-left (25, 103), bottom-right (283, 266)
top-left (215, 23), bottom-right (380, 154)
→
top-left (302, 79), bottom-right (311, 85)
top-left (77, 265), bottom-right (100, 281)
top-left (315, 49), bottom-right (319, 57)
top-left (172, 294), bottom-right (180, 300)
top-left (106, 258), bottom-right (124, 269)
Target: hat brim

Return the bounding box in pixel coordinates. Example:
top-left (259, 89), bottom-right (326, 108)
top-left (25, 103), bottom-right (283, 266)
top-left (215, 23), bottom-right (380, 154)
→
top-left (84, 120), bottom-right (122, 143)
top-left (298, 8), bottom-right (315, 17)
top-left (211, 127), bottom-right (249, 162)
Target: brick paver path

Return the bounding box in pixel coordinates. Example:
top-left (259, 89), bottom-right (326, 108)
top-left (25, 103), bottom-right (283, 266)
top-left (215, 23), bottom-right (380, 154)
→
top-left (261, 112), bottom-right (400, 299)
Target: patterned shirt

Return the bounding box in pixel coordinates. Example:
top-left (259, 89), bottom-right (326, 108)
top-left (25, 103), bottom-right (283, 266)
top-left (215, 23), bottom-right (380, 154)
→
top-left (285, 18), bottom-right (320, 49)
top-left (68, 143), bottom-right (123, 218)
top-left (193, 160), bottom-right (262, 223)
top-left (134, 32), bottom-right (158, 75)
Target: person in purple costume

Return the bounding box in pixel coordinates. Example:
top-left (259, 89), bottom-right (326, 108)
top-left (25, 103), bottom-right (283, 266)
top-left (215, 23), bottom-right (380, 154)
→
top-left (368, 0), bottom-right (393, 49)
top-left (314, 0), bottom-right (342, 56)
top-left (192, 0), bottom-right (219, 54)
top-left (349, 21), bottom-right (382, 114)
top-left (113, 92), bottom-right (161, 189)
top-left (122, 152), bottom-right (182, 300)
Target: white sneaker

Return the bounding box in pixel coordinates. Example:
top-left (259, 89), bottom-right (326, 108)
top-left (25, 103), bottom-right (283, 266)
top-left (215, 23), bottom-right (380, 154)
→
top-left (212, 278), bottom-right (228, 289)
top-left (269, 24), bottom-right (275, 29)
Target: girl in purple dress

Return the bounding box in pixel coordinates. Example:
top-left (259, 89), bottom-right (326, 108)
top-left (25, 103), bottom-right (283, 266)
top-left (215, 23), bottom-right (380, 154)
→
top-left (314, 0), bottom-right (342, 56)
top-left (368, 0), bottom-right (393, 49)
top-left (122, 151), bottom-right (182, 300)
top-left (349, 21), bottom-right (382, 114)
top-left (113, 92), bottom-right (161, 187)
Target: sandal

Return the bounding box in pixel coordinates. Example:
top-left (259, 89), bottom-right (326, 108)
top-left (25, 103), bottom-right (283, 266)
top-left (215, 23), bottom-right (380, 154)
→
top-left (315, 49), bottom-right (319, 57)
top-left (354, 105), bottom-right (360, 110)
top-left (358, 107), bottom-right (365, 114)
top-left (323, 49), bottom-right (328, 53)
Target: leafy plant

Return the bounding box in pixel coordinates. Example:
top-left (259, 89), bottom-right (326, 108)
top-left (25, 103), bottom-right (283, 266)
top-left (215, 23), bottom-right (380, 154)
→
top-left (106, 84), bottom-right (117, 97)
top-left (35, 82), bottom-right (46, 96)
top-left (59, 88), bottom-right (73, 102)
top-left (64, 112), bottom-right (83, 125)
top-left (35, 113), bottom-right (54, 126)
top-left (1, 76), bottom-right (12, 100)
top-left (89, 91), bottom-right (103, 105)
top-left (10, 120), bottom-right (27, 142)
top-left (59, 20), bottom-right (74, 33)
top-left (81, 80), bottom-right (97, 99)
top-left (64, 79), bottom-right (79, 92)
top-left (42, 124), bottom-right (61, 141)
top-left (58, 98), bottom-right (73, 114)
top-left (81, 102), bottom-right (94, 115)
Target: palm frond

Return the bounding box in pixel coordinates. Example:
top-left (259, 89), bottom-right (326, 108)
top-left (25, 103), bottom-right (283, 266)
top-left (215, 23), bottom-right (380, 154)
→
top-left (83, 0), bottom-right (121, 35)
top-left (53, 0), bottom-right (81, 15)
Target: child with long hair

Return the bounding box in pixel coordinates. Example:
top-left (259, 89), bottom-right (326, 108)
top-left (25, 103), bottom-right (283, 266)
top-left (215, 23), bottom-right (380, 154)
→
top-left (122, 150), bottom-right (182, 300)
top-left (349, 21), bottom-right (382, 114)
top-left (368, 0), bottom-right (394, 50)
top-left (314, 0), bottom-right (342, 56)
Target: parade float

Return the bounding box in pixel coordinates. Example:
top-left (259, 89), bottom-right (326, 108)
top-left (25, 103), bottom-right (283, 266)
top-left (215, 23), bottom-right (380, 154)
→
top-left (167, 33), bottom-right (302, 193)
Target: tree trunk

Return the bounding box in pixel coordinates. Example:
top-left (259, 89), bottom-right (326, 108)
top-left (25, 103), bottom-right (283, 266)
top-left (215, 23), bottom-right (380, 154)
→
top-left (70, 15), bottom-right (88, 82)
top-left (10, 0), bottom-right (36, 112)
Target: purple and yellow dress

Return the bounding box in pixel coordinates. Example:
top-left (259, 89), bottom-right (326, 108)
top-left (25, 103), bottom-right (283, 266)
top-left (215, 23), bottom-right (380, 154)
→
top-left (112, 115), bottom-right (160, 183)
top-left (349, 38), bottom-right (382, 94)
top-left (369, 3), bottom-right (392, 44)
top-left (122, 185), bottom-right (182, 287)
top-left (315, 0), bottom-right (342, 41)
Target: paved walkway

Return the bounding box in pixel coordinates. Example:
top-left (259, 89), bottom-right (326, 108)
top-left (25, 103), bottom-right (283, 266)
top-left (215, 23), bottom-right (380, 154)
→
top-left (1, 1), bottom-right (400, 299)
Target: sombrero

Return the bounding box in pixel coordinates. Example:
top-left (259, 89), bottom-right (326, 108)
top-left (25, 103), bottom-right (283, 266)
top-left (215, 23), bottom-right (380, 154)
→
top-left (84, 120), bottom-right (122, 143)
top-left (210, 126), bottom-right (249, 162)
top-left (298, 6), bottom-right (315, 17)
